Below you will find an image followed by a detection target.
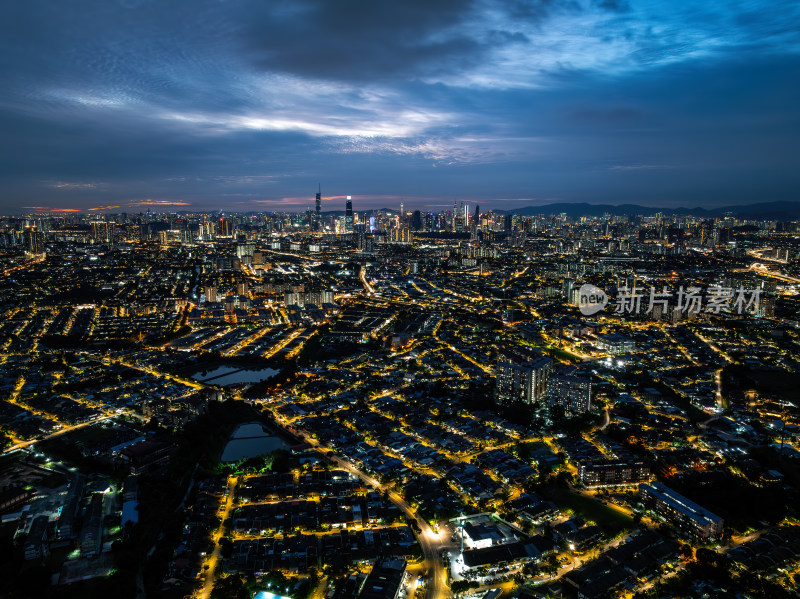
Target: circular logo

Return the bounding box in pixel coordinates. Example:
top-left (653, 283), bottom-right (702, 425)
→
top-left (577, 284), bottom-right (608, 316)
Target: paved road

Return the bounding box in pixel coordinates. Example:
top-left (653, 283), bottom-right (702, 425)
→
top-left (197, 475), bottom-right (239, 599)
top-left (291, 427), bottom-right (452, 599)
top-left (359, 266), bottom-right (374, 295)
top-left (2, 414), bottom-right (117, 456)
top-left (600, 406), bottom-right (610, 430)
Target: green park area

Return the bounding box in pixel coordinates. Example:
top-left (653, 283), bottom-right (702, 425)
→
top-left (540, 483), bottom-right (634, 534)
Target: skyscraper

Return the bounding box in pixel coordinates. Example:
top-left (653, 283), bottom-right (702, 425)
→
top-left (24, 230), bottom-right (44, 254)
top-left (410, 210), bottom-right (422, 231)
top-left (345, 196), bottom-right (354, 232)
top-left (315, 185), bottom-right (322, 231)
top-left (453, 201), bottom-right (465, 233)
top-left (91, 221), bottom-right (111, 243)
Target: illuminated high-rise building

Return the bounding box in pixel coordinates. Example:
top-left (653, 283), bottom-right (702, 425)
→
top-left (496, 346), bottom-right (552, 405)
top-left (345, 196), bottom-right (354, 232)
top-left (547, 369), bottom-right (591, 414)
top-left (315, 185), bottom-right (322, 231)
top-left (236, 243), bottom-right (254, 260)
top-left (91, 221), bottom-right (111, 243)
top-left (24, 230), bottom-right (44, 254)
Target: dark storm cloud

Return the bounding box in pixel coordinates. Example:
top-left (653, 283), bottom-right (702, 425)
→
top-left (238, 0), bottom-right (599, 83)
top-left (0, 0), bottom-right (799, 211)
top-left (242, 0), bottom-right (483, 82)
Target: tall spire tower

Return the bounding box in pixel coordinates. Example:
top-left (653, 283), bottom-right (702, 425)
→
top-left (315, 185), bottom-right (322, 231)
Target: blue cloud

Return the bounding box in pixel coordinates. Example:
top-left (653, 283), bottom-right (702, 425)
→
top-left (0, 0), bottom-right (798, 211)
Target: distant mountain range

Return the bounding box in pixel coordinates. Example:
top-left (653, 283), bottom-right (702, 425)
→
top-left (502, 201), bottom-right (800, 220)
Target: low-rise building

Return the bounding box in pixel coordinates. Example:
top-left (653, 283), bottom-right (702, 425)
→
top-left (579, 459), bottom-right (650, 487)
top-left (639, 481), bottom-right (723, 540)
top-left (359, 558), bottom-right (406, 599)
top-left (24, 516), bottom-right (50, 561)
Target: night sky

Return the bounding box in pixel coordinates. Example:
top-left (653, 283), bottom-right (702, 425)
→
top-left (1, 0), bottom-right (799, 214)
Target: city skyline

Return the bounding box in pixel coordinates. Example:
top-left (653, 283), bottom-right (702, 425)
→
top-left (3, 3), bottom-right (800, 591)
top-left (2, 201), bottom-right (800, 597)
top-left (1, 0), bottom-right (799, 213)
